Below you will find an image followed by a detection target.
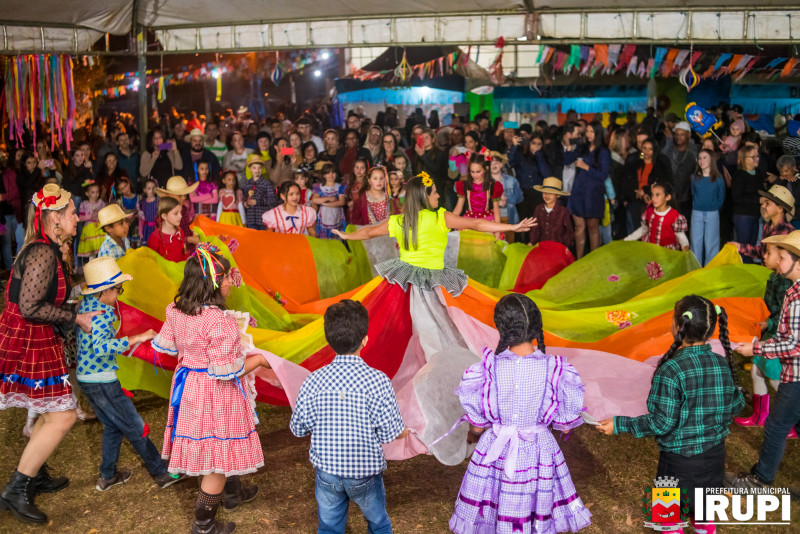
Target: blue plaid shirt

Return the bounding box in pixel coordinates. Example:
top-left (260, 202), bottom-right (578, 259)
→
top-left (290, 354), bottom-right (405, 478)
top-left (76, 296), bottom-right (129, 383)
top-left (97, 235), bottom-right (129, 261)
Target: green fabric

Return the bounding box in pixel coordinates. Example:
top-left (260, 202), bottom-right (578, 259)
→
top-left (497, 242), bottom-right (532, 291)
top-left (307, 233), bottom-right (368, 299)
top-left (614, 344), bottom-right (745, 456)
top-left (456, 230), bottom-right (507, 288)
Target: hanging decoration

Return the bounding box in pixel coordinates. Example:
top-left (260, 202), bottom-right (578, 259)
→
top-left (489, 37), bottom-right (506, 85)
top-left (3, 54), bottom-right (76, 150)
top-left (394, 51), bottom-right (413, 85)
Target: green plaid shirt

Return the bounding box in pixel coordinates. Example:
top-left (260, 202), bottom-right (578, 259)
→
top-left (764, 272), bottom-right (793, 340)
top-left (614, 344), bottom-right (744, 456)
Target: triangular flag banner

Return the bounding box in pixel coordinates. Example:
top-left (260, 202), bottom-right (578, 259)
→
top-left (765, 57), bottom-right (787, 69)
top-left (626, 56), bottom-right (638, 77)
top-left (566, 45), bottom-right (581, 73)
top-left (608, 44), bottom-right (622, 67)
top-left (594, 44), bottom-right (609, 68)
top-left (672, 50), bottom-right (690, 73)
top-left (734, 54), bottom-right (752, 72)
top-left (713, 53), bottom-right (733, 72)
top-left (782, 58), bottom-right (798, 78)
top-left (617, 44), bottom-right (636, 72)
top-left (651, 48), bottom-right (668, 78)
top-left (660, 48), bottom-right (679, 76)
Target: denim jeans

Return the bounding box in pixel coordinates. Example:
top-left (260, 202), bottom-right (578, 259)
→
top-left (314, 469), bottom-right (392, 534)
top-left (2, 214), bottom-right (19, 270)
top-left (78, 380), bottom-right (167, 480)
top-left (690, 210), bottom-right (721, 266)
top-left (754, 381), bottom-right (800, 483)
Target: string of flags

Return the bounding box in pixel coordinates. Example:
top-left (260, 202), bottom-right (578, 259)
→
top-left (535, 44), bottom-right (800, 81)
top-left (350, 49), bottom-right (471, 84)
top-left (95, 49), bottom-right (334, 99)
top-left (3, 54), bottom-right (76, 150)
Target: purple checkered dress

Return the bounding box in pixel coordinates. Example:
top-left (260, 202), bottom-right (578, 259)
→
top-left (450, 348), bottom-right (592, 534)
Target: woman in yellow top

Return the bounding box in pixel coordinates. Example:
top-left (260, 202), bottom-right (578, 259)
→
top-left (333, 173), bottom-right (536, 464)
top-left (334, 173), bottom-right (534, 298)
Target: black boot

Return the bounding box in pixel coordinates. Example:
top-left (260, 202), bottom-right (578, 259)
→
top-left (33, 463), bottom-right (69, 494)
top-left (190, 489), bottom-right (236, 534)
top-left (222, 476), bottom-right (258, 511)
top-left (0, 470), bottom-right (48, 524)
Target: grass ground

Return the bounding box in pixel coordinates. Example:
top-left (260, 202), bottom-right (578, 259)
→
top-left (1, 351), bottom-right (800, 534)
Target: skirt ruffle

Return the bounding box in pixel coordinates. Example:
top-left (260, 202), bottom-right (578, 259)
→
top-left (376, 258), bottom-right (468, 297)
top-left (218, 212), bottom-right (244, 227)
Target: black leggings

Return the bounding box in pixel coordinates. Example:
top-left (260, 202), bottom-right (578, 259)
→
top-left (656, 441), bottom-right (726, 518)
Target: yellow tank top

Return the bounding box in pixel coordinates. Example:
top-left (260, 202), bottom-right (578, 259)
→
top-left (388, 207), bottom-right (449, 270)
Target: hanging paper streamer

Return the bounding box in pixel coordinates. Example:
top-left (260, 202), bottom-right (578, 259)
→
top-left (679, 65), bottom-right (700, 92)
top-left (394, 51), bottom-right (413, 85)
top-left (216, 75), bottom-right (222, 101)
top-left (685, 102), bottom-right (722, 139)
top-left (3, 54), bottom-right (76, 150)
top-left (270, 64), bottom-right (284, 87)
top-left (158, 76), bottom-right (166, 103)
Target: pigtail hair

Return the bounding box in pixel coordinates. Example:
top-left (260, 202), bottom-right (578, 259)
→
top-left (536, 332), bottom-right (546, 354)
top-left (495, 334), bottom-right (512, 355)
top-left (653, 314), bottom-right (689, 383)
top-left (716, 306), bottom-right (740, 390)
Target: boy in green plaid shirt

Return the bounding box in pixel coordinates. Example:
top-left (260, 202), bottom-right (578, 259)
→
top-left (597, 295), bottom-right (743, 534)
top-left (735, 243), bottom-right (794, 431)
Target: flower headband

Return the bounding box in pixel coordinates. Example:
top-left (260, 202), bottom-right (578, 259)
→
top-left (194, 242), bottom-right (225, 289)
top-left (417, 171), bottom-right (433, 188)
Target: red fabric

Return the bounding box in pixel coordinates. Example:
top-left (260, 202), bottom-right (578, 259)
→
top-left (146, 229), bottom-right (190, 262)
top-left (0, 247), bottom-right (72, 402)
top-left (513, 241), bottom-right (575, 293)
top-left (643, 205), bottom-right (681, 249)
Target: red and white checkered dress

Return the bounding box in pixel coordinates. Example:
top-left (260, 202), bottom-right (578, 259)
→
top-left (0, 241), bottom-right (76, 413)
top-left (154, 304), bottom-right (264, 476)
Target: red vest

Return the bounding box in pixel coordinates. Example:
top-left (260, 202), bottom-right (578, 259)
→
top-left (644, 205), bottom-right (680, 248)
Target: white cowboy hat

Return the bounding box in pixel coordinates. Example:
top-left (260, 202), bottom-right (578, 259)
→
top-left (81, 256), bottom-right (133, 295)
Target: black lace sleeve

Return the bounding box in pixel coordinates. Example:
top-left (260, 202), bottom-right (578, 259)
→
top-left (16, 244), bottom-right (77, 325)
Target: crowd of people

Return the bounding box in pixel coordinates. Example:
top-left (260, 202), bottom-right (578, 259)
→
top-left (2, 100), bottom-right (800, 534)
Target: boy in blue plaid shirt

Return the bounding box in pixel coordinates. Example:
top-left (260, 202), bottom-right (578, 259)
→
top-left (732, 230), bottom-right (800, 489)
top-left (598, 296), bottom-right (743, 534)
top-left (290, 300), bottom-right (407, 534)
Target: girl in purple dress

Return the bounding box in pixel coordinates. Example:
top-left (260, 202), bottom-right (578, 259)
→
top-left (450, 294), bottom-right (591, 534)
top-left (138, 179), bottom-right (159, 245)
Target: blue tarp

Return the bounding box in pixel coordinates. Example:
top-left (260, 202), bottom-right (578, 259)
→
top-left (336, 87), bottom-right (463, 106)
top-left (493, 85), bottom-right (648, 114)
top-left (731, 85), bottom-right (800, 116)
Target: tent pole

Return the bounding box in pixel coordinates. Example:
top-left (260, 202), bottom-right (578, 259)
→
top-left (136, 27), bottom-right (148, 155)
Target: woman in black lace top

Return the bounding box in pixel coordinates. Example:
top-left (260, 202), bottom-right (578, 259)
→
top-left (0, 184), bottom-right (99, 525)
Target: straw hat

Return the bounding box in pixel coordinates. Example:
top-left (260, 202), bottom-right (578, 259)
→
top-left (762, 230), bottom-right (800, 258)
top-left (534, 177), bottom-right (570, 197)
top-left (759, 185), bottom-right (795, 219)
top-left (246, 153), bottom-right (265, 168)
top-left (81, 257), bottom-right (133, 295)
top-left (97, 204), bottom-right (129, 228)
top-left (32, 184), bottom-right (71, 211)
top-left (156, 176), bottom-right (199, 196)
top-left (489, 150), bottom-right (508, 164)
top-left (184, 128), bottom-right (205, 142)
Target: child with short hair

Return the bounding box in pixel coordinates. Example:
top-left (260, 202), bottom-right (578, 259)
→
top-left (732, 230), bottom-right (800, 489)
top-left (243, 154), bottom-right (280, 230)
top-left (76, 257), bottom-right (184, 491)
top-left (290, 299), bottom-right (407, 533)
top-left (530, 177), bottom-right (574, 248)
top-left (599, 295), bottom-right (743, 534)
top-left (216, 170), bottom-right (246, 227)
top-left (153, 244), bottom-right (270, 533)
top-left (624, 181), bottom-right (690, 250)
top-left (189, 161), bottom-right (219, 221)
top-left (450, 294), bottom-right (591, 534)
top-left (263, 181), bottom-right (317, 236)
top-left (114, 177), bottom-right (139, 246)
top-left (735, 243), bottom-right (794, 435)
top-left (77, 181), bottom-right (107, 259)
top-left (146, 197), bottom-right (190, 262)
top-left (138, 178), bottom-right (159, 245)
top-left (96, 204), bottom-right (130, 261)
top-left (728, 184), bottom-right (794, 263)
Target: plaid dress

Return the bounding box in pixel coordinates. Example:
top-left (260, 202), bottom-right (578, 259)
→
top-left (0, 240), bottom-right (76, 413)
top-left (450, 348), bottom-right (591, 534)
top-left (153, 303), bottom-right (263, 476)
top-left (244, 178), bottom-right (280, 230)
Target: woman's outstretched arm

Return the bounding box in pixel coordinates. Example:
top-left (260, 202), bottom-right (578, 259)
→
top-left (332, 219), bottom-right (390, 241)
top-left (444, 212), bottom-right (536, 234)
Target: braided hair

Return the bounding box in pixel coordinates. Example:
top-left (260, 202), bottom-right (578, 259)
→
top-left (494, 294), bottom-right (545, 354)
top-left (652, 295), bottom-right (739, 389)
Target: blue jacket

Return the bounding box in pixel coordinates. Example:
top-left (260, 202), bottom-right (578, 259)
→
top-left (498, 172), bottom-right (523, 224)
top-left (508, 146), bottom-right (551, 190)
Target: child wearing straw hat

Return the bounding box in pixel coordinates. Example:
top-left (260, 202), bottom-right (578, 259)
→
top-left (76, 257), bottom-right (185, 492)
top-left (728, 184), bottom-right (795, 263)
top-left (530, 177), bottom-right (574, 249)
top-left (243, 153), bottom-right (280, 230)
top-left (731, 230), bottom-right (800, 490)
top-left (96, 205), bottom-right (130, 261)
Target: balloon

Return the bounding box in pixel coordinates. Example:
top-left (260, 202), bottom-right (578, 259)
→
top-left (685, 102), bottom-right (722, 139)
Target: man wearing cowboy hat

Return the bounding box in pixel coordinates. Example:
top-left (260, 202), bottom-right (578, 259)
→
top-left (729, 184), bottom-right (795, 263)
top-left (180, 129), bottom-right (220, 185)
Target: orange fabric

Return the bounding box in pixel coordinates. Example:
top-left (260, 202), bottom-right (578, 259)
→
top-left (193, 216), bottom-right (321, 309)
top-left (638, 162), bottom-right (653, 189)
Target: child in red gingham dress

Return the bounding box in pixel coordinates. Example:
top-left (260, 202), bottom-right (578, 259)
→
top-left (624, 181), bottom-right (689, 251)
top-left (152, 243), bottom-right (271, 533)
